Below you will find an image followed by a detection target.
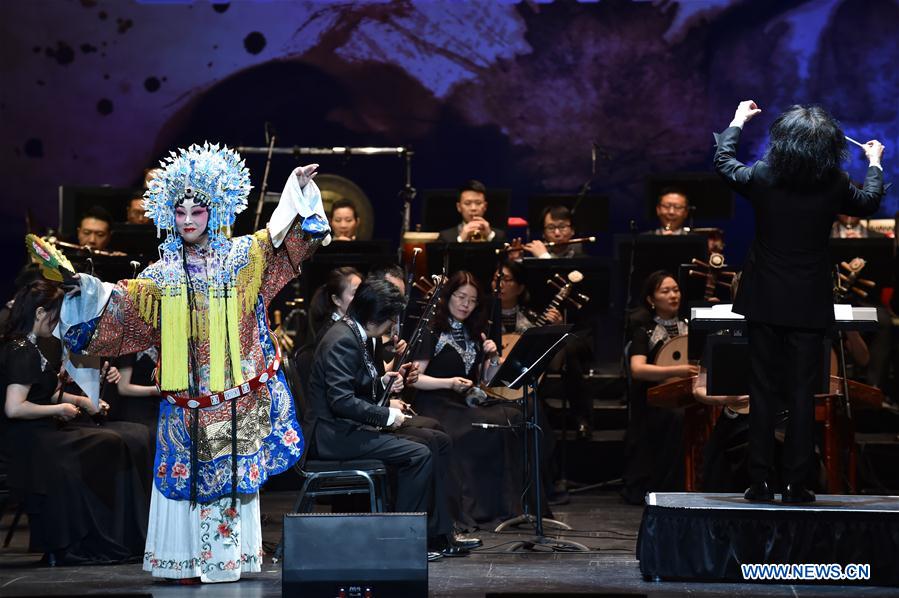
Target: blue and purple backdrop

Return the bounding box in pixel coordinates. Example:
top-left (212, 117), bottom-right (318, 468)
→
top-left (1, 0), bottom-right (896, 298)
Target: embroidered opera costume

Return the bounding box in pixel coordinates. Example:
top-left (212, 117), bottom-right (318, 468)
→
top-left (56, 144), bottom-right (330, 581)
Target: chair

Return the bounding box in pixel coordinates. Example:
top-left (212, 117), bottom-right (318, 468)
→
top-left (290, 459), bottom-right (390, 514)
top-left (281, 347), bottom-right (391, 516)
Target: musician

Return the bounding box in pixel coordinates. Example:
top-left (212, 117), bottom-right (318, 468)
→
top-left (368, 265), bottom-right (482, 551)
top-left (305, 279), bottom-right (466, 558)
top-left (622, 270), bottom-right (697, 504)
top-left (329, 198), bottom-right (359, 241)
top-left (306, 266), bottom-right (363, 344)
top-left (438, 180), bottom-right (507, 243)
top-left (649, 188), bottom-right (690, 235)
top-left (831, 214), bottom-right (881, 239)
top-left (410, 271), bottom-right (523, 528)
top-left (126, 197), bottom-right (151, 225)
top-left (520, 205), bottom-right (586, 259)
top-left (715, 100), bottom-right (884, 503)
top-left (498, 261), bottom-right (592, 435)
top-left (76, 205), bottom-right (114, 251)
top-left (692, 365), bottom-right (751, 492)
top-left (1, 280), bottom-right (151, 564)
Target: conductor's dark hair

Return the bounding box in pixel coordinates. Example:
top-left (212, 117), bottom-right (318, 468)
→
top-left (79, 205), bottom-right (114, 227)
top-left (348, 279), bottom-right (406, 327)
top-left (657, 187), bottom-right (689, 203)
top-left (432, 270), bottom-right (489, 338)
top-left (641, 270), bottom-right (678, 310)
top-left (540, 204), bottom-right (573, 225)
top-left (329, 198), bottom-right (358, 219)
top-left (765, 104), bottom-right (848, 187)
top-left (458, 179), bottom-right (487, 199)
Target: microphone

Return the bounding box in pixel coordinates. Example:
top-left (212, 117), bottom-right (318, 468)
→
top-left (628, 219), bottom-right (637, 234)
top-left (130, 260), bottom-right (141, 278)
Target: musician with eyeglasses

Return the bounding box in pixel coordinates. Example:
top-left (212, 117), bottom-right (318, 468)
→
top-left (409, 271), bottom-right (523, 529)
top-left (520, 205), bottom-right (586, 259)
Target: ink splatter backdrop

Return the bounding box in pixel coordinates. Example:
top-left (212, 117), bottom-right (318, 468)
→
top-left (1, 0), bottom-right (896, 295)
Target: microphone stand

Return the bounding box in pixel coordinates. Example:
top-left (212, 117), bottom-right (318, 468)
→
top-left (397, 149), bottom-right (416, 262)
top-left (622, 219), bottom-right (639, 352)
top-left (252, 126), bottom-right (277, 232)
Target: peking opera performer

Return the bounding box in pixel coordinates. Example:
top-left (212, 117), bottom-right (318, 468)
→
top-left (55, 144), bottom-right (330, 582)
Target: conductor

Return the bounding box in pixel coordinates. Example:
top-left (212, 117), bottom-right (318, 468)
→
top-left (714, 100), bottom-right (885, 503)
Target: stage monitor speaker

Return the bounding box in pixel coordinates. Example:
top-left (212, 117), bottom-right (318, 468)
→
top-left (282, 512), bottom-right (427, 598)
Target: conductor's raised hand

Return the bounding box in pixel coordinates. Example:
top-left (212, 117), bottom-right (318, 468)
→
top-left (864, 140), bottom-right (885, 166)
top-left (294, 164), bottom-right (319, 188)
top-left (732, 100), bottom-right (762, 126)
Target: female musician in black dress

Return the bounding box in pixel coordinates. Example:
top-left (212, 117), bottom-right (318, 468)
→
top-left (621, 270), bottom-right (697, 504)
top-left (411, 271), bottom-right (522, 528)
top-left (0, 280), bottom-right (151, 564)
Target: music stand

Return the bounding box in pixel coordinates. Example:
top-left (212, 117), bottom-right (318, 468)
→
top-left (486, 326), bottom-right (589, 552)
top-left (425, 242), bottom-right (503, 289)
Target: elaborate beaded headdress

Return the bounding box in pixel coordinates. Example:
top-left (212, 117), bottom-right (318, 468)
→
top-left (143, 142), bottom-right (252, 243)
top-left (141, 142), bottom-right (253, 393)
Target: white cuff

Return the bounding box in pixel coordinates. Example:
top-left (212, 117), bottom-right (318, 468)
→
top-left (538, 252), bottom-right (552, 259)
top-left (728, 119), bottom-right (745, 129)
top-left (55, 273), bottom-right (113, 341)
top-left (267, 168), bottom-right (331, 247)
top-left (870, 163), bottom-right (883, 171)
top-left (386, 407), bottom-right (402, 426)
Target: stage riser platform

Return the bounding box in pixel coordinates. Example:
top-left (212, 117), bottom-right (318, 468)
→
top-left (637, 492), bottom-right (899, 587)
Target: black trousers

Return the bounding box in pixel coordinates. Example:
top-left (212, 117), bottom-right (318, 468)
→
top-left (748, 321), bottom-right (826, 485)
top-left (312, 428), bottom-right (434, 526)
top-left (393, 415), bottom-right (455, 540)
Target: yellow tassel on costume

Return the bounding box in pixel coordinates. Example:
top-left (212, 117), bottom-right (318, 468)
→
top-left (160, 284), bottom-right (189, 391)
top-left (226, 287), bottom-right (245, 386)
top-left (208, 286), bottom-right (227, 392)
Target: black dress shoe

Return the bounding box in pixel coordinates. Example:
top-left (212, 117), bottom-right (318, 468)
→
top-left (440, 544), bottom-right (470, 557)
top-left (744, 480), bottom-right (775, 502)
top-left (781, 484), bottom-right (815, 504)
top-left (453, 534), bottom-right (482, 549)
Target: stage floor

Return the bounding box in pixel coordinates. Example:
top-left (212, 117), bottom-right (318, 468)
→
top-left (2, 490), bottom-right (899, 597)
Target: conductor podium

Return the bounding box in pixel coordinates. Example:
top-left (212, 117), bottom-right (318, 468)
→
top-left (638, 304), bottom-right (897, 587)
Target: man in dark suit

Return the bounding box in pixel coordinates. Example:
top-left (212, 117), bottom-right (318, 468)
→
top-left (715, 100), bottom-right (884, 503)
top-left (305, 278), bottom-right (467, 557)
top-left (438, 179), bottom-right (507, 243)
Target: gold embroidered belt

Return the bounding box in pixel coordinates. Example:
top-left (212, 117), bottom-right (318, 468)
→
top-left (162, 341), bottom-right (282, 409)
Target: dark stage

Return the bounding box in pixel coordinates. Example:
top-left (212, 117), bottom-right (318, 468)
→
top-left (3, 490), bottom-right (899, 597)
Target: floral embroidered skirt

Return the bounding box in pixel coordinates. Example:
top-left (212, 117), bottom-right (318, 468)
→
top-left (142, 486), bottom-right (263, 582)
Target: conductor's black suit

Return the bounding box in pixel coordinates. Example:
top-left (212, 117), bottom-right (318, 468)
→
top-left (714, 125), bottom-right (884, 485)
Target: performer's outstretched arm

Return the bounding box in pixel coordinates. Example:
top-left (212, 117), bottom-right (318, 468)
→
top-left (256, 164), bottom-right (331, 307)
top-left (58, 274), bottom-right (160, 357)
